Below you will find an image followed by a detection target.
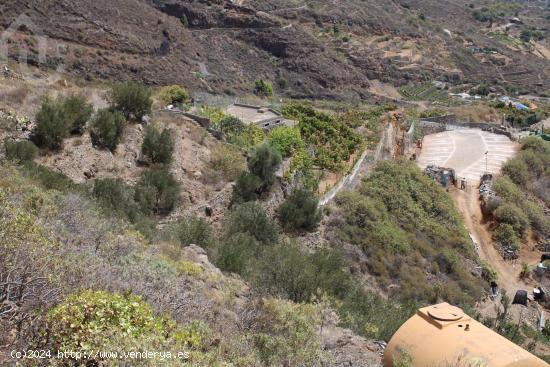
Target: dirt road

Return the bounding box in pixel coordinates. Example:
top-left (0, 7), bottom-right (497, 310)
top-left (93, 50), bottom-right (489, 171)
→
top-left (452, 187), bottom-right (532, 298)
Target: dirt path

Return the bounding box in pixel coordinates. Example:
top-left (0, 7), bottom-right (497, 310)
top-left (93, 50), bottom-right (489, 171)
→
top-left (451, 188), bottom-right (530, 297)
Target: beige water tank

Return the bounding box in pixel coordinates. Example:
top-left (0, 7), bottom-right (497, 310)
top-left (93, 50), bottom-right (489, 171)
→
top-left (383, 302), bottom-right (548, 366)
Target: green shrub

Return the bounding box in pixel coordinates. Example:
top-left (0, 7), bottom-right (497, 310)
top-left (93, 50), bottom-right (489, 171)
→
top-left (22, 162), bottom-right (80, 192)
top-left (277, 188), bottom-right (321, 232)
top-left (231, 172), bottom-right (262, 204)
top-left (493, 202), bottom-right (530, 237)
top-left (158, 85), bottom-right (189, 106)
top-left (218, 116), bottom-right (245, 136)
top-left (253, 298), bottom-right (325, 366)
top-left (226, 201), bottom-right (278, 245)
top-left (141, 125), bottom-right (174, 165)
top-left (62, 94), bottom-right (93, 134)
top-left (502, 158), bottom-right (530, 186)
top-left (4, 139), bottom-right (38, 162)
top-left (135, 170), bottom-right (180, 215)
top-left (46, 290), bottom-right (187, 363)
top-left (31, 100), bottom-right (70, 150)
top-left (174, 216), bottom-right (212, 248)
top-left (330, 160), bottom-right (484, 305)
top-left (216, 233), bottom-right (260, 275)
top-left (254, 79), bottom-right (273, 97)
top-left (492, 176), bottom-right (523, 203)
top-left (93, 178), bottom-right (140, 218)
top-left (110, 81), bottom-right (152, 121)
top-left (267, 126), bottom-right (303, 157)
top-left (248, 143), bottom-right (282, 190)
top-left (90, 109), bottom-right (126, 151)
top-left (230, 124), bottom-right (265, 149)
top-left (494, 223), bottom-right (519, 250)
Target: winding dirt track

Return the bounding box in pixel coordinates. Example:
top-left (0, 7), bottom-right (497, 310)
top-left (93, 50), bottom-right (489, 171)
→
top-left (452, 188), bottom-right (530, 297)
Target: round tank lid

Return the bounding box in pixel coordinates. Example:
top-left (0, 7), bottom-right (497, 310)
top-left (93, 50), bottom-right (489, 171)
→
top-left (427, 304), bottom-right (464, 321)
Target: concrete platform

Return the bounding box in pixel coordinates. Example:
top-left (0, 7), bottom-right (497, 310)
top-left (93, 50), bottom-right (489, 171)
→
top-left (417, 129), bottom-right (519, 183)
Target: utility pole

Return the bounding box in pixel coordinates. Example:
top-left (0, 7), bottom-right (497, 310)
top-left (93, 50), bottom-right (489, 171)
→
top-left (485, 151), bottom-right (488, 174)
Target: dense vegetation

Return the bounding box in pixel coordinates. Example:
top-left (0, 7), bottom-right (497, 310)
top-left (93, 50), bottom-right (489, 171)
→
top-left (489, 137), bottom-right (550, 247)
top-left (214, 201), bottom-right (416, 342)
top-left (282, 103), bottom-right (362, 171)
top-left (30, 96), bottom-right (93, 150)
top-left (328, 160), bottom-right (485, 305)
top-left (0, 164), bottom-right (333, 366)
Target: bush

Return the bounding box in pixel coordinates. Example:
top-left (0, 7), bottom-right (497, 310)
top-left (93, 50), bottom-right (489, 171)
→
top-left (47, 290), bottom-right (184, 363)
top-left (135, 170), bottom-right (181, 215)
top-left (254, 79), bottom-right (273, 97)
top-left (231, 172), bottom-right (262, 204)
top-left (141, 125), bottom-right (174, 165)
top-left (226, 202), bottom-right (278, 245)
top-left (218, 116), bottom-right (245, 136)
top-left (4, 139), bottom-right (38, 162)
top-left (158, 85), bottom-right (189, 106)
top-left (110, 82), bottom-right (152, 121)
top-left (494, 223), bottom-right (519, 250)
top-left (90, 109), bottom-right (126, 151)
top-left (216, 233), bottom-right (260, 275)
top-left (230, 124), bottom-right (265, 149)
top-left (174, 216), bottom-right (212, 248)
top-left (31, 100), bottom-right (70, 150)
top-left (248, 143), bottom-right (282, 190)
top-left (253, 298), bottom-right (325, 366)
top-left (267, 126), bottom-right (303, 157)
top-left (493, 202), bottom-right (530, 237)
top-left (277, 188), bottom-right (321, 232)
top-left (93, 178), bottom-right (140, 218)
top-left (62, 94), bottom-right (93, 134)
top-left (502, 158), bottom-right (530, 186)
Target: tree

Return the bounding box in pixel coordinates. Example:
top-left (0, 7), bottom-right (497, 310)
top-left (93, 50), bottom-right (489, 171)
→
top-left (268, 126), bottom-right (303, 157)
top-left (248, 143), bottom-right (282, 190)
top-left (231, 172), bottom-right (262, 205)
top-left (141, 125), bottom-right (174, 165)
top-left (134, 170), bottom-right (180, 215)
top-left (31, 100), bottom-right (70, 150)
top-left (110, 82), bottom-right (152, 121)
top-left (62, 95), bottom-right (93, 134)
top-left (277, 188), bottom-right (321, 232)
top-left (158, 85), bottom-right (189, 106)
top-left (4, 139), bottom-right (38, 163)
top-left (90, 109), bottom-right (126, 152)
top-left (254, 79), bottom-right (273, 97)
top-left (227, 202), bottom-right (278, 245)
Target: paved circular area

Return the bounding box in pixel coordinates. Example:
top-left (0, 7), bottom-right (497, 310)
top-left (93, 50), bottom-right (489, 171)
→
top-left (417, 129), bottom-right (519, 182)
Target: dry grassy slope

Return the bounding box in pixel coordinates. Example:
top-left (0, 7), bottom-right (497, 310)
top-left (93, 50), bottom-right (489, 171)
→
top-left (0, 0), bottom-right (549, 99)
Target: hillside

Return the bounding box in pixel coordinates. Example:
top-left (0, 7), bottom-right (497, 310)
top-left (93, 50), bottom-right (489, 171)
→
top-left (1, 0), bottom-right (549, 100)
